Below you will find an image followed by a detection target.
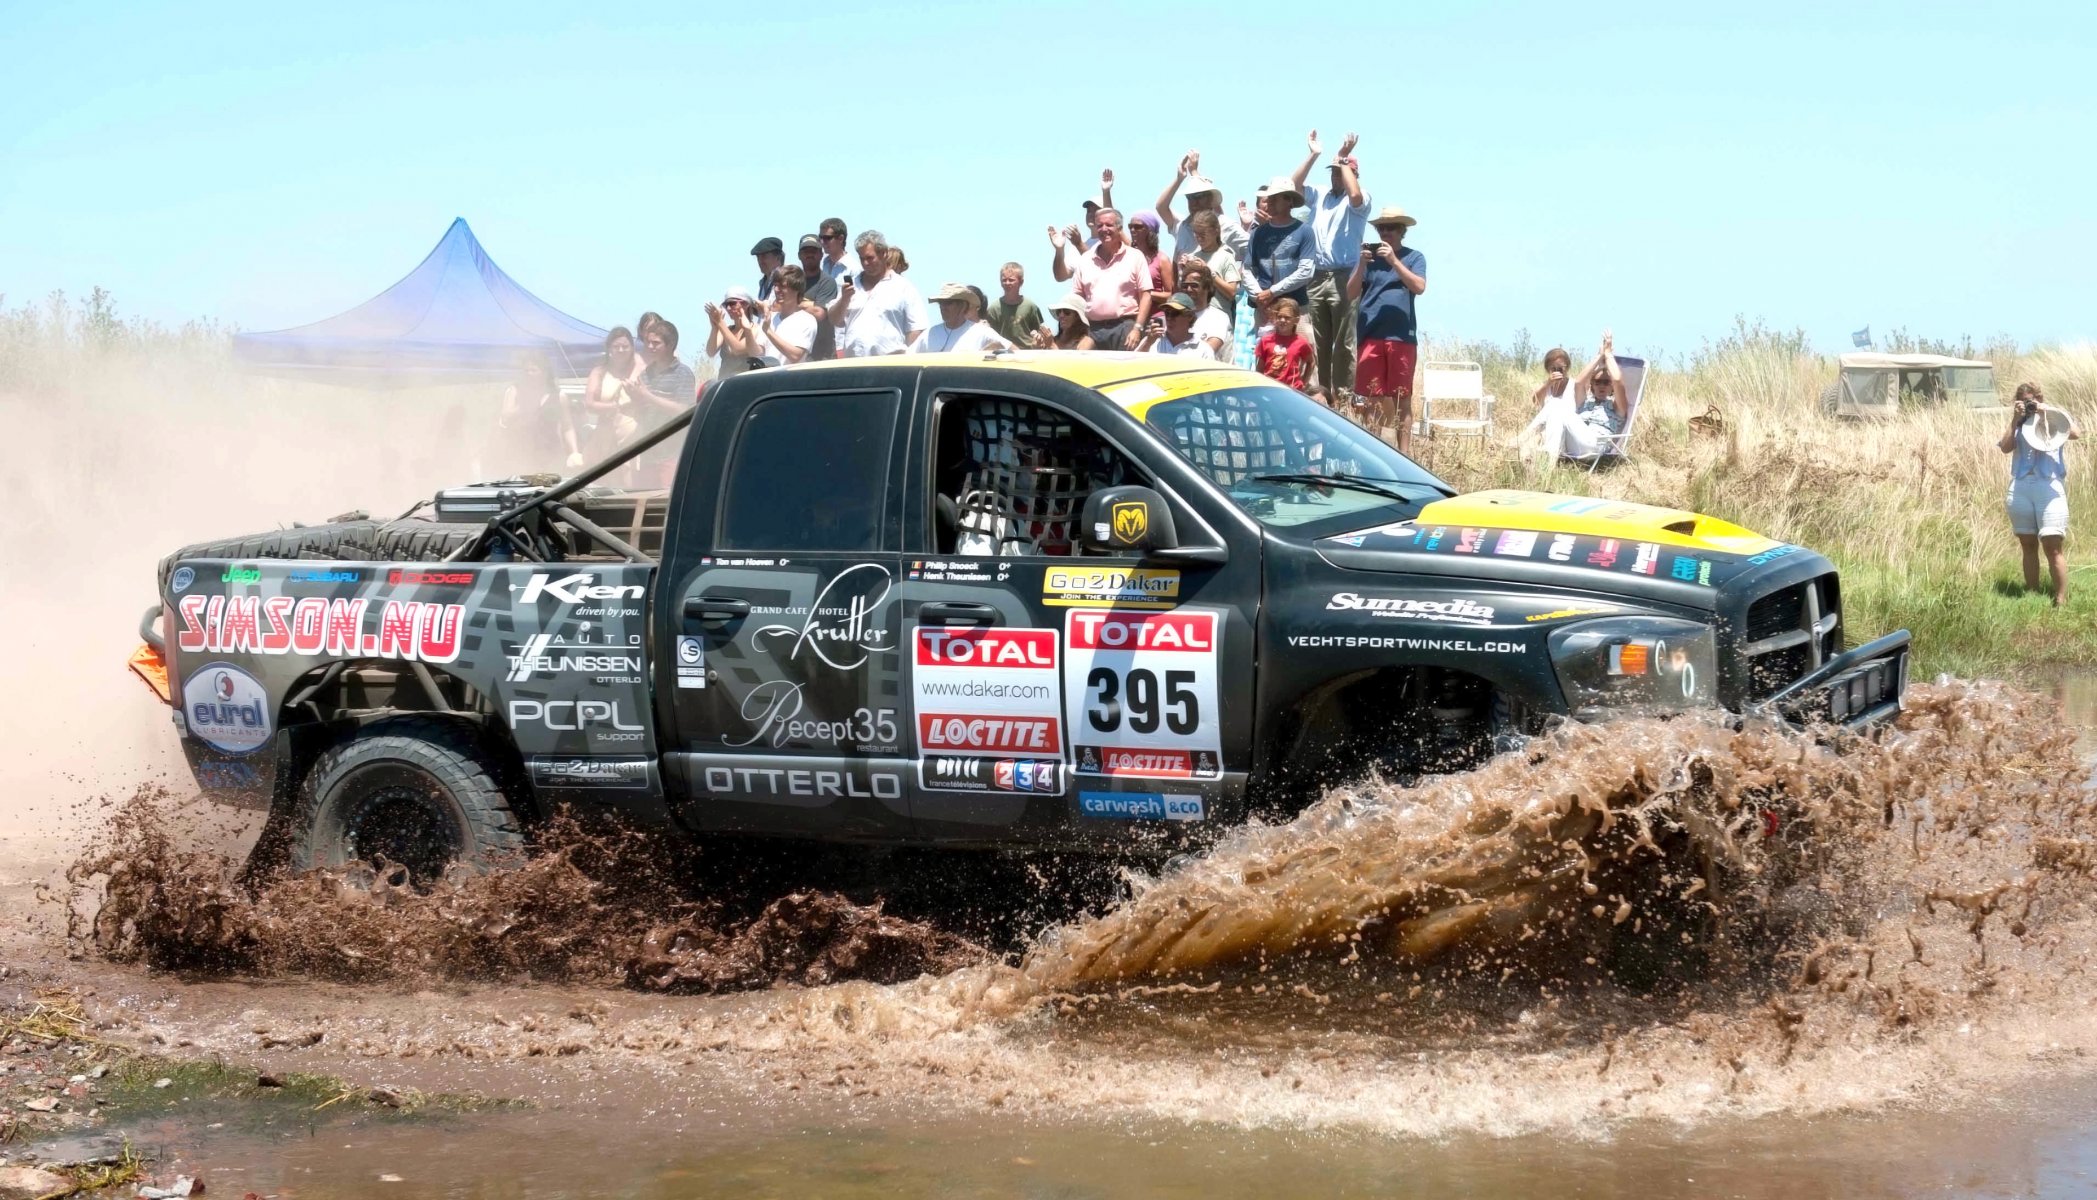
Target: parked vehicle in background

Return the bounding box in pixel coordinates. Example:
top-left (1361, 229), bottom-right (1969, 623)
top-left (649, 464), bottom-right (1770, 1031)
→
top-left (1820, 353), bottom-right (1997, 418)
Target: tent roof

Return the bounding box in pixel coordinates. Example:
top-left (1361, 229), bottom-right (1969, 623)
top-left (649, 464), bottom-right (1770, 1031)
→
top-left (232, 218), bottom-right (607, 384)
top-left (1838, 352), bottom-right (1993, 370)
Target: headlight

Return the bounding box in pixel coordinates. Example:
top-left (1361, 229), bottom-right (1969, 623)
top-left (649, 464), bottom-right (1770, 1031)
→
top-left (1548, 617), bottom-right (1716, 716)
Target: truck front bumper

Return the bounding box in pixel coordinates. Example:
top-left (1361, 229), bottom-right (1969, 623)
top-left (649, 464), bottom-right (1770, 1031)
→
top-left (1756, 630), bottom-right (1911, 729)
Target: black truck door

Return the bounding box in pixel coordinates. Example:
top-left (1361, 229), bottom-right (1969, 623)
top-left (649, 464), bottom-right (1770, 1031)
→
top-left (656, 377), bottom-right (913, 839)
top-left (898, 381), bottom-right (1261, 845)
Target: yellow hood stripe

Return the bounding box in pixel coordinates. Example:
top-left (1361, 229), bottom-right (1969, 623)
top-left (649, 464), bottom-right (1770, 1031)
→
top-left (1417, 490), bottom-right (1779, 557)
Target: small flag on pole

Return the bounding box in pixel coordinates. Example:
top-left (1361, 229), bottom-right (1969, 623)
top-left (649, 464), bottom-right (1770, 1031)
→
top-left (1851, 326), bottom-right (1872, 349)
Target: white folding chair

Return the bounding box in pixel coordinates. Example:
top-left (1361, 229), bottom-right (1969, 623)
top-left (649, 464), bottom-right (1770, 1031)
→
top-left (1418, 360), bottom-right (1496, 439)
top-left (1566, 356), bottom-right (1647, 472)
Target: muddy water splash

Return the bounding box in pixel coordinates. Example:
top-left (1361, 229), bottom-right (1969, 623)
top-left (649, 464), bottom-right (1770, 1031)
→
top-left (65, 803), bottom-right (981, 990)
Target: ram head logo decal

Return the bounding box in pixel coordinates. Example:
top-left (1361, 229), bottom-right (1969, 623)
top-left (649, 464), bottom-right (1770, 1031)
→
top-left (1110, 501), bottom-right (1149, 545)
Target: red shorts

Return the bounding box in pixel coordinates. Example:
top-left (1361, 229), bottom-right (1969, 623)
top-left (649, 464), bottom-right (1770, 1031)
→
top-left (1356, 338), bottom-right (1418, 399)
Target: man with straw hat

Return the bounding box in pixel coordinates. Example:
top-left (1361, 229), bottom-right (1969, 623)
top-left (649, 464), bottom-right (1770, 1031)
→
top-left (916, 283), bottom-right (1012, 354)
top-left (1998, 381), bottom-right (2081, 606)
top-left (1348, 204), bottom-right (1427, 449)
top-left (1155, 149), bottom-right (1248, 261)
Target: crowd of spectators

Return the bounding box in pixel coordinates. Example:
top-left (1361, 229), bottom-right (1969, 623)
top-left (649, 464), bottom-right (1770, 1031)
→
top-left (504, 131), bottom-right (1429, 474)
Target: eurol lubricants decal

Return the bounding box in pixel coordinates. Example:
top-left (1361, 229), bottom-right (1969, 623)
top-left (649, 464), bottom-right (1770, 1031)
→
top-left (181, 662), bottom-right (272, 755)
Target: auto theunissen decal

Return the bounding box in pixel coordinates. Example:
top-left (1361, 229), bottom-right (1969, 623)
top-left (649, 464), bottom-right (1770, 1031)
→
top-left (1065, 609), bottom-right (1222, 780)
top-left (913, 627), bottom-right (1063, 762)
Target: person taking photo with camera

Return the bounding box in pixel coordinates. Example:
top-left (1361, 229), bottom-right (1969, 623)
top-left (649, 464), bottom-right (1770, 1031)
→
top-left (1998, 381), bottom-right (2081, 606)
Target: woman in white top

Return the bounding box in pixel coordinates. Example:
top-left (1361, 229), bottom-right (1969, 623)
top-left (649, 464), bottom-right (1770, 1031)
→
top-left (1523, 333), bottom-right (1629, 461)
top-left (757, 266), bottom-right (820, 365)
top-left (1178, 264), bottom-right (1233, 360)
top-left (581, 326), bottom-right (640, 456)
top-left (705, 287), bottom-right (767, 378)
top-left (917, 282), bottom-right (1013, 353)
top-left (1998, 381), bottom-right (2081, 605)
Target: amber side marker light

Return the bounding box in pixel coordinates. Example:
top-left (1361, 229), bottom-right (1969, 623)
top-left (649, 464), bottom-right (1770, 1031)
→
top-left (129, 643), bottom-right (172, 705)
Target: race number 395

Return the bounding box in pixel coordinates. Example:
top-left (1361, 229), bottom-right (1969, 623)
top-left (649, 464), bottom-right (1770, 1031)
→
top-left (1064, 609), bottom-right (1222, 779)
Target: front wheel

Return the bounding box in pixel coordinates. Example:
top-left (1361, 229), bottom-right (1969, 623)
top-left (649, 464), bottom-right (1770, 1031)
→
top-left (291, 717), bottom-right (523, 884)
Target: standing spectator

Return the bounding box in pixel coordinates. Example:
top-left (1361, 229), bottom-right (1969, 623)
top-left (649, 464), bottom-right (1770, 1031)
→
top-left (791, 236), bottom-right (839, 361)
top-left (1182, 211), bottom-right (1242, 318)
top-left (1253, 298), bottom-right (1313, 390)
top-left (628, 318), bottom-right (698, 488)
top-left (985, 263), bottom-right (1047, 348)
top-left (1177, 266), bottom-right (1234, 360)
top-left (1296, 130), bottom-right (1370, 402)
top-left (1058, 208), bottom-right (1152, 351)
top-left (1347, 205), bottom-right (1428, 449)
top-left (497, 352), bottom-right (582, 470)
top-left (1052, 170), bottom-right (1118, 281)
top-left (582, 326), bottom-right (641, 456)
top-left (705, 287), bottom-right (766, 378)
top-left (918, 283), bottom-right (1012, 353)
top-left (1156, 151), bottom-right (1249, 262)
top-left (750, 237), bottom-right (785, 301)
top-left (886, 245), bottom-right (911, 275)
top-left (1128, 213), bottom-right (1175, 317)
top-left (1031, 296), bottom-right (1095, 350)
top-left (816, 218), bottom-right (852, 283)
top-left (635, 311), bottom-right (665, 342)
top-left (831, 229), bottom-right (927, 356)
top-left (1999, 382), bottom-right (2081, 606)
top-left (757, 267), bottom-right (820, 366)
top-left (1245, 177), bottom-right (1314, 333)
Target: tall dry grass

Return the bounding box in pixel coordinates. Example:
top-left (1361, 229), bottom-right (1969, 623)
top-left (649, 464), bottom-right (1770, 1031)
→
top-left (1416, 322), bottom-right (2097, 677)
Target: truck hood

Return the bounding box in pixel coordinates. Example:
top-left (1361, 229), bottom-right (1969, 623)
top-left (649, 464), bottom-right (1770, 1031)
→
top-left (1312, 489), bottom-right (1809, 607)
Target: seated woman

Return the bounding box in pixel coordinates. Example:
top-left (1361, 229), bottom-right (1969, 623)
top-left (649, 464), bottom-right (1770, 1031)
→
top-left (1030, 296), bottom-right (1096, 350)
top-left (1523, 331), bottom-right (1628, 460)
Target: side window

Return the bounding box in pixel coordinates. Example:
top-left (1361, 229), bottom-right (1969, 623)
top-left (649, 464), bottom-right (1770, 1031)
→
top-left (718, 390), bottom-right (898, 551)
top-left (928, 394), bottom-right (1139, 557)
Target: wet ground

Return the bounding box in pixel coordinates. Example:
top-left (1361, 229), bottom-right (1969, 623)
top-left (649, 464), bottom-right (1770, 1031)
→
top-left (6, 665), bottom-right (2097, 1197)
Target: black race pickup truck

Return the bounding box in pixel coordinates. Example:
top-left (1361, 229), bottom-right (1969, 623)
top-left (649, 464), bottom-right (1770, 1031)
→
top-left (135, 353), bottom-right (1908, 877)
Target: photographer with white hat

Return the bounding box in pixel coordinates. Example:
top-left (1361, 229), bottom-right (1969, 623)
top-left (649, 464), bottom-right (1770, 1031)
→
top-left (1998, 381), bottom-right (2081, 606)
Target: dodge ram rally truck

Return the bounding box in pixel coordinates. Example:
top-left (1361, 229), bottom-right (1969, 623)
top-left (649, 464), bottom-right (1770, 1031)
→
top-left (133, 353), bottom-right (1910, 879)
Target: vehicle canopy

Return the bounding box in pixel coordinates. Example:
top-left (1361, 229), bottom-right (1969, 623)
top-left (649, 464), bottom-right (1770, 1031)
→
top-left (1827, 352), bottom-right (1997, 416)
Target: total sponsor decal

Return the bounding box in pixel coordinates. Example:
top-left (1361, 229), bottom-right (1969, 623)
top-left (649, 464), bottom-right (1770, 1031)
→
top-left (287, 568), bottom-right (362, 584)
top-left (388, 568), bottom-right (476, 586)
top-left (1041, 566), bottom-right (1181, 609)
top-left (1077, 791), bottom-right (1206, 822)
top-left (508, 699), bottom-right (646, 743)
top-left (918, 755), bottom-right (1063, 794)
top-left (1066, 609), bottom-right (1223, 780)
top-left (504, 633), bottom-right (644, 683)
top-left (1326, 593), bottom-right (1495, 627)
top-left (527, 756), bottom-right (654, 790)
top-left (1287, 635), bottom-right (1528, 654)
top-left (912, 626), bottom-right (1064, 759)
top-left (176, 594), bottom-right (464, 663)
top-left (181, 663), bottom-right (272, 755)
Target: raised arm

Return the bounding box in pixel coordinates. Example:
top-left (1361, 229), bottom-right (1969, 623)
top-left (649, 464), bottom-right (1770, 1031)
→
top-left (1336, 133), bottom-right (1363, 207)
top-left (1049, 225), bottom-right (1075, 284)
top-left (1156, 151), bottom-right (1196, 232)
top-left (1292, 129), bottom-right (1322, 191)
top-left (1389, 245), bottom-right (1427, 296)
top-left (1099, 167), bottom-right (1115, 210)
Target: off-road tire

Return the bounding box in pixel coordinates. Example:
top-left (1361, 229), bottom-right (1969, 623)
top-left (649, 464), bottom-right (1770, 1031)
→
top-left (291, 716), bottom-right (523, 882)
top-left (1818, 380), bottom-right (1842, 417)
top-left (160, 519), bottom-right (483, 589)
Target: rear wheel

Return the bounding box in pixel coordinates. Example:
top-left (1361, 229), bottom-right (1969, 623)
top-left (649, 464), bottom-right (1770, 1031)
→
top-left (1818, 380), bottom-right (1842, 417)
top-left (291, 717), bottom-right (523, 884)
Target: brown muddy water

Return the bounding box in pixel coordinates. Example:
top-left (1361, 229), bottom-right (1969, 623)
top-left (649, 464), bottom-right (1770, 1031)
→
top-left (11, 677), bottom-right (2097, 1198)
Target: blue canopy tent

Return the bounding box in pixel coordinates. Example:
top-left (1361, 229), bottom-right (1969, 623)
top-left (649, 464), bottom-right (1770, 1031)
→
top-left (232, 218), bottom-right (608, 385)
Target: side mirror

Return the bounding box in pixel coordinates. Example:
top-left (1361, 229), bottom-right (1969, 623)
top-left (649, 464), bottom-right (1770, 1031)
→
top-left (1082, 485), bottom-right (1178, 554)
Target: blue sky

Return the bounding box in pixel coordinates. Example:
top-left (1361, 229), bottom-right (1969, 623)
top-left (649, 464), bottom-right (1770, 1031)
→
top-left (3, 0), bottom-right (2093, 360)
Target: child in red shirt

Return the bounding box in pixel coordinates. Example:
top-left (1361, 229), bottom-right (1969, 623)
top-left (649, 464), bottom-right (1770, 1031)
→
top-left (1255, 298), bottom-right (1314, 392)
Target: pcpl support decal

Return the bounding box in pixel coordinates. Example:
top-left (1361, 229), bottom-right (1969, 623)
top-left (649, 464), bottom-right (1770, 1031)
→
top-left (1065, 609), bottom-right (1222, 780)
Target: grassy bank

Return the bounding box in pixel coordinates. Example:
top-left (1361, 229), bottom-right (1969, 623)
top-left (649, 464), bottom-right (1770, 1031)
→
top-left (1416, 322), bottom-right (2097, 679)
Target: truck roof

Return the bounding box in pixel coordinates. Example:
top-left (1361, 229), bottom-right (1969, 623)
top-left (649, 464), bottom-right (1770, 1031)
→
top-left (763, 350), bottom-right (1268, 402)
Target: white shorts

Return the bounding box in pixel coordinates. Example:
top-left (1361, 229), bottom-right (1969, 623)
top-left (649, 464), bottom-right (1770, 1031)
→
top-left (2006, 477), bottom-right (2069, 537)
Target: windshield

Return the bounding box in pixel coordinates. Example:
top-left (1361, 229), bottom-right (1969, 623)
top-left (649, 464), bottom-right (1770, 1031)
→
top-left (1941, 366), bottom-right (1996, 404)
top-left (1140, 383), bottom-right (1453, 529)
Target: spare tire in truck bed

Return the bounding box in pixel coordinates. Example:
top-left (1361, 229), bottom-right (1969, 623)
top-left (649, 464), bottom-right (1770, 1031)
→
top-left (158, 517), bottom-right (483, 587)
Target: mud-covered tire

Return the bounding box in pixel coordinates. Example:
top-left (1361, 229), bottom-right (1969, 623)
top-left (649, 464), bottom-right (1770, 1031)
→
top-left (291, 717), bottom-right (523, 883)
top-left (160, 519), bottom-right (483, 589)
top-left (1818, 380), bottom-right (1842, 417)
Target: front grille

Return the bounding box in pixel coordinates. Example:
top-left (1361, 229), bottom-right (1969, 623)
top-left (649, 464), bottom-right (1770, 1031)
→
top-left (1739, 572), bottom-right (1842, 703)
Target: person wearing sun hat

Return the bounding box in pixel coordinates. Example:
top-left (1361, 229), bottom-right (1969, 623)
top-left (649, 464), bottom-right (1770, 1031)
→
top-left (916, 282), bottom-right (1012, 354)
top-left (1999, 381), bottom-right (2081, 605)
top-left (1156, 150), bottom-right (1249, 263)
top-left (1347, 203), bottom-right (1428, 449)
top-left (1032, 295), bottom-right (1096, 351)
top-left (1244, 174), bottom-right (1313, 330)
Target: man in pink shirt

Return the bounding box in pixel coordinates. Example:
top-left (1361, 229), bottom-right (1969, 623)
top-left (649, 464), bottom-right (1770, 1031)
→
top-left (1059, 208), bottom-right (1152, 350)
